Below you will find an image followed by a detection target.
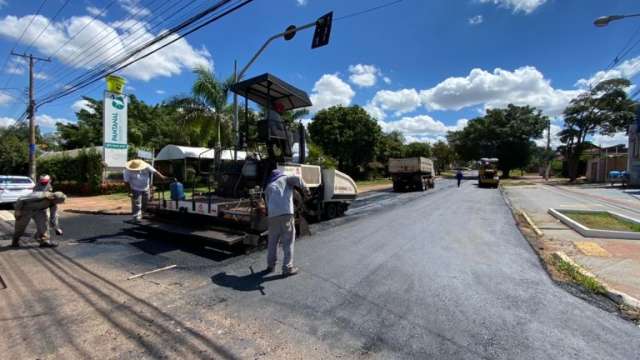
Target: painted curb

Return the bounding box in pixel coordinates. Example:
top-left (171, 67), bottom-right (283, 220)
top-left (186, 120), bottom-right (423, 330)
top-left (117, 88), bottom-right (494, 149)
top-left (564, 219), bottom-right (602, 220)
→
top-left (552, 251), bottom-right (640, 311)
top-left (519, 210), bottom-right (544, 237)
top-left (548, 208), bottom-right (640, 240)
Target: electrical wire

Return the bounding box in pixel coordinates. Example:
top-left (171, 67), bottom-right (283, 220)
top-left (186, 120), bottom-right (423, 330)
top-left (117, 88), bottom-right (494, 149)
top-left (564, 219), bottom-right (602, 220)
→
top-left (334, 0), bottom-right (404, 21)
top-left (37, 0), bottom-right (252, 107)
top-left (21, 0), bottom-right (71, 56)
top-left (36, 0), bottom-right (181, 94)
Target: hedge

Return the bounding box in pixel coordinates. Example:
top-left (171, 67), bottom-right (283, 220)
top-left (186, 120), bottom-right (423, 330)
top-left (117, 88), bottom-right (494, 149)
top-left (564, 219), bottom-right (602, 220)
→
top-left (37, 148), bottom-right (104, 194)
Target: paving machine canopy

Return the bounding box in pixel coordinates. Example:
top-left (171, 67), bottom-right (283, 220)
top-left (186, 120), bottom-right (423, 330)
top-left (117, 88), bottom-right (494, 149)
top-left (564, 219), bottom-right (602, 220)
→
top-left (230, 73), bottom-right (312, 111)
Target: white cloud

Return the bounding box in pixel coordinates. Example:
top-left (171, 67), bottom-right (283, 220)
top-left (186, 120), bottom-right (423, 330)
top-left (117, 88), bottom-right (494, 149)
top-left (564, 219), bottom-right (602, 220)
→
top-left (348, 64), bottom-right (381, 87)
top-left (368, 88), bottom-right (421, 118)
top-left (576, 56), bottom-right (640, 88)
top-left (296, 0), bottom-right (308, 6)
top-left (0, 0), bottom-right (6, 9)
top-left (383, 76), bottom-right (391, 84)
top-left (86, 6), bottom-right (106, 17)
top-left (0, 15), bottom-right (212, 82)
top-left (34, 72), bottom-right (48, 80)
top-left (381, 115), bottom-right (468, 143)
top-left (37, 114), bottom-right (73, 129)
top-left (479, 0), bottom-right (546, 14)
top-left (420, 66), bottom-right (579, 117)
top-left (119, 0), bottom-right (150, 17)
top-left (468, 15), bottom-right (484, 25)
top-left (309, 74), bottom-right (355, 113)
top-left (155, 89), bottom-right (165, 95)
top-left (71, 99), bottom-right (95, 114)
top-left (0, 116), bottom-right (15, 127)
top-left (0, 91), bottom-right (14, 106)
top-left (591, 132), bottom-right (629, 148)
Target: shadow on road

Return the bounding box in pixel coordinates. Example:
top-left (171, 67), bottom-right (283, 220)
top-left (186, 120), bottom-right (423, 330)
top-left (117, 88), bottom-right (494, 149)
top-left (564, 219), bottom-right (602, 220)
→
top-left (211, 267), bottom-right (286, 295)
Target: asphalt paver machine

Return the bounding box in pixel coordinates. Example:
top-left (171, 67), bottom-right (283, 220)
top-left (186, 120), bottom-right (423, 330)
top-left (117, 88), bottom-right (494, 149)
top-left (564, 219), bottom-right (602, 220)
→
top-left (141, 73), bottom-right (358, 249)
top-left (478, 158), bottom-right (500, 188)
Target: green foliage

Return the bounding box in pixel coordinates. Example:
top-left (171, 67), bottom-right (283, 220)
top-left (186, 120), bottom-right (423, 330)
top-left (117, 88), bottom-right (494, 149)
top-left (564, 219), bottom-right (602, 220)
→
top-left (560, 78), bottom-right (636, 181)
top-left (404, 141), bottom-right (432, 158)
top-left (377, 131), bottom-right (405, 162)
top-left (37, 148), bottom-right (104, 194)
top-left (306, 141), bottom-right (337, 169)
top-left (308, 105), bottom-right (383, 179)
top-left (447, 104), bottom-right (548, 178)
top-left (431, 140), bottom-right (455, 174)
top-left (0, 133), bottom-right (28, 174)
top-left (555, 258), bottom-right (606, 295)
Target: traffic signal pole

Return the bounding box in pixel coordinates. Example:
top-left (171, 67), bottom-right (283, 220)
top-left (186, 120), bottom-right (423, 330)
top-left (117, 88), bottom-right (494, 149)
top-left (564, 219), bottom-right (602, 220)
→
top-left (11, 52), bottom-right (50, 180)
top-left (232, 12), bottom-right (333, 157)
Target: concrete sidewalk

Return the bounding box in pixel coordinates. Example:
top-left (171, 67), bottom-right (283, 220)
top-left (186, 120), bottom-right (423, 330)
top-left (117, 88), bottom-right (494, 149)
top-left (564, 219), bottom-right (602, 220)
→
top-left (504, 183), bottom-right (640, 301)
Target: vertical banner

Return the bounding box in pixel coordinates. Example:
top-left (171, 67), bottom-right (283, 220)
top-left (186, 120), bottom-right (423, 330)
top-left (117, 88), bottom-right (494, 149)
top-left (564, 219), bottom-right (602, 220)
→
top-left (103, 91), bottom-right (128, 168)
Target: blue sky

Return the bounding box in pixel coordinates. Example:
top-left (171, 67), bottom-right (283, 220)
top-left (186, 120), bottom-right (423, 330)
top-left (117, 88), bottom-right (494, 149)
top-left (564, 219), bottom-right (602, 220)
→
top-left (0, 0), bottom-right (639, 147)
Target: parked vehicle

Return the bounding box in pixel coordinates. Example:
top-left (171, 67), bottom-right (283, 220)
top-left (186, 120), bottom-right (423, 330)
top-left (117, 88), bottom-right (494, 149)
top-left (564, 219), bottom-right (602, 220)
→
top-left (389, 157), bottom-right (435, 192)
top-left (0, 176), bottom-right (35, 204)
top-left (608, 170), bottom-right (630, 187)
top-left (478, 158), bottom-right (500, 188)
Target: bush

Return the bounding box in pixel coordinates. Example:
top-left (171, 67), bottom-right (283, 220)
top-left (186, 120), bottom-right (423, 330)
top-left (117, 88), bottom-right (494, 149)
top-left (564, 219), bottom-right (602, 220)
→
top-left (38, 148), bottom-right (105, 194)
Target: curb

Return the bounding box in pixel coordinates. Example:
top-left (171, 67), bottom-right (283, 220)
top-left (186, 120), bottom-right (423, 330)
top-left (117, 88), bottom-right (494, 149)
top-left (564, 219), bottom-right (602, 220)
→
top-left (519, 210), bottom-right (544, 237)
top-left (552, 251), bottom-right (640, 310)
top-left (500, 186), bottom-right (640, 315)
top-left (64, 209), bottom-right (130, 216)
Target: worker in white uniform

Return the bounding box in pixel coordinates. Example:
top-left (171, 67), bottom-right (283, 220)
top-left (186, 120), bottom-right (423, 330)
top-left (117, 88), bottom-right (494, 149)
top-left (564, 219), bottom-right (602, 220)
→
top-left (264, 169), bottom-right (305, 276)
top-left (123, 159), bottom-right (166, 222)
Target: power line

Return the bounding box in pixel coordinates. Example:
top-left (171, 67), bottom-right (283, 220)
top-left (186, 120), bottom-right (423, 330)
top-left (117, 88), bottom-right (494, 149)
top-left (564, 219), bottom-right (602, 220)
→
top-left (335, 0), bottom-right (404, 21)
top-left (21, 0), bottom-right (71, 56)
top-left (37, 0), bottom-right (253, 107)
top-left (36, 0), bottom-right (180, 94)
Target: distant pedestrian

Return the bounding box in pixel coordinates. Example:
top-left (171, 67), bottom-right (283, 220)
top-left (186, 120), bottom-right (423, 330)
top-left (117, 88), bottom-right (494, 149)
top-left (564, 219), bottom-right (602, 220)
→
top-left (264, 169), bottom-right (306, 276)
top-left (456, 170), bottom-right (464, 188)
top-left (123, 159), bottom-right (167, 222)
top-left (34, 174), bottom-right (63, 236)
top-left (12, 191), bottom-right (66, 248)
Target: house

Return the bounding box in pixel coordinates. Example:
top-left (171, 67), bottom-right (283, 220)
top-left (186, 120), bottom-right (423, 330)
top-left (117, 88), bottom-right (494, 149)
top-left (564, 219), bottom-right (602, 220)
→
top-left (585, 144), bottom-right (628, 183)
top-left (629, 123), bottom-right (640, 186)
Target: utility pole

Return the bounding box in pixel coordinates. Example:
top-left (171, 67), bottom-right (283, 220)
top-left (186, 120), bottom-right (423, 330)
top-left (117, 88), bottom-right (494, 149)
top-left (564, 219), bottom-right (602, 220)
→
top-left (11, 52), bottom-right (51, 180)
top-left (544, 118), bottom-right (551, 181)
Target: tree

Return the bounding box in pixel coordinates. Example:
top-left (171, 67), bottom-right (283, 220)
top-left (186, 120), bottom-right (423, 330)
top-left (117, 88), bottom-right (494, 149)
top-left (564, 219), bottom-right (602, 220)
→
top-left (377, 131), bottom-right (405, 162)
top-left (0, 123), bottom-right (45, 174)
top-left (431, 140), bottom-right (454, 174)
top-left (447, 104), bottom-right (548, 177)
top-left (404, 141), bottom-right (432, 158)
top-left (192, 66), bottom-right (234, 148)
top-left (559, 78), bottom-right (636, 181)
top-left (308, 105), bottom-right (382, 178)
top-left (57, 97), bottom-right (103, 149)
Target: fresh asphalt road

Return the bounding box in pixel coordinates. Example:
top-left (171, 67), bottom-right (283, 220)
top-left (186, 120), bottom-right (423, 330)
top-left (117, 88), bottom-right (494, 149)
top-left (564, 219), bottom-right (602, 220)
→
top-left (6, 178), bottom-right (640, 358)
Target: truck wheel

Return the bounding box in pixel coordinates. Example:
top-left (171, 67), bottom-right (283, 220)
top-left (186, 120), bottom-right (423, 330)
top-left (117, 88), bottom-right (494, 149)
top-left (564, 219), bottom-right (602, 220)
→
top-left (324, 203), bottom-right (337, 219)
top-left (337, 204), bottom-right (346, 217)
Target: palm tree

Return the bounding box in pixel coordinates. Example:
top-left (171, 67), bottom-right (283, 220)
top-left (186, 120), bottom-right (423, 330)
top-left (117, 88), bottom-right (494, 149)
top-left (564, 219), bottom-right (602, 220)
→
top-left (192, 66), bottom-right (234, 148)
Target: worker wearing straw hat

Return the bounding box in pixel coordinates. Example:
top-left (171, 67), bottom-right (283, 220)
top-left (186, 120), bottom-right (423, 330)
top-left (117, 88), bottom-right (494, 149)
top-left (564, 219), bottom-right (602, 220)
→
top-left (123, 159), bottom-right (166, 222)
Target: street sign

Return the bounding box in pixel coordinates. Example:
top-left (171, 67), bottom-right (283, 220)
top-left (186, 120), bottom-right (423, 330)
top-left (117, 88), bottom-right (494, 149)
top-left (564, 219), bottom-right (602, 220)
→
top-left (312, 12), bottom-right (333, 49)
top-left (103, 91), bottom-right (128, 168)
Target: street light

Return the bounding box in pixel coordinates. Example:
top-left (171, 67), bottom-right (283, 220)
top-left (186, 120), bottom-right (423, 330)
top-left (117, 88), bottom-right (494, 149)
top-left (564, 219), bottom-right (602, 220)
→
top-left (594, 14), bottom-right (640, 27)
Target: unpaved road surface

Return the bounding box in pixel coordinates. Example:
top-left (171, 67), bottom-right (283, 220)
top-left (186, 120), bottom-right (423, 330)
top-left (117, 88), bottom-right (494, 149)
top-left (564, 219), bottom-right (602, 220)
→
top-left (1, 179), bottom-right (638, 359)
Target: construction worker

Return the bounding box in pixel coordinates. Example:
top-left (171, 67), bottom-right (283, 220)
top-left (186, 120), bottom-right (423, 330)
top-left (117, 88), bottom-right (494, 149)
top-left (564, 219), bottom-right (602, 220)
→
top-left (123, 159), bottom-right (167, 222)
top-left (264, 169), bottom-right (305, 276)
top-left (12, 191), bottom-right (66, 248)
top-left (34, 174), bottom-right (63, 235)
top-left (456, 169), bottom-right (464, 188)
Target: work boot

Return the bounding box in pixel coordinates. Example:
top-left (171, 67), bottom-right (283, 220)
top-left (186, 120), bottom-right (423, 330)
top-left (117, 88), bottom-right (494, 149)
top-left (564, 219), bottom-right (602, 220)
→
top-left (264, 266), bottom-right (275, 274)
top-left (55, 228), bottom-right (63, 236)
top-left (10, 239), bottom-right (20, 248)
top-left (282, 267), bottom-right (299, 277)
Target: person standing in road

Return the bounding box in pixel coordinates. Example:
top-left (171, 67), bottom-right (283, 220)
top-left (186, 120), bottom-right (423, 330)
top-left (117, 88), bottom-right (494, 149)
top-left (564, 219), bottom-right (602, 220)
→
top-left (12, 191), bottom-right (66, 248)
top-left (456, 169), bottom-right (464, 188)
top-left (123, 159), bottom-right (167, 222)
top-left (33, 174), bottom-right (63, 236)
top-left (264, 169), bottom-right (306, 276)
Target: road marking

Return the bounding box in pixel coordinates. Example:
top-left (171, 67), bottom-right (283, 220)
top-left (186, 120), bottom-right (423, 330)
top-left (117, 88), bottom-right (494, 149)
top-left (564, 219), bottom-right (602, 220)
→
top-left (574, 241), bottom-right (611, 257)
top-left (0, 210), bottom-right (15, 221)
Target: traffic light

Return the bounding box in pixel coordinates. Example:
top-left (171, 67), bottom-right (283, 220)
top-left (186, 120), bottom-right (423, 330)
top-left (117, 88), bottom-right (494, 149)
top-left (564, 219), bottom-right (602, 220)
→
top-left (311, 12), bottom-right (333, 49)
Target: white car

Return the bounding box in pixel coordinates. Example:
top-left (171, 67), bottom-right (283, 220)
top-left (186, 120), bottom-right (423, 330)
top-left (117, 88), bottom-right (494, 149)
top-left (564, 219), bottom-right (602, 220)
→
top-left (0, 176), bottom-right (35, 204)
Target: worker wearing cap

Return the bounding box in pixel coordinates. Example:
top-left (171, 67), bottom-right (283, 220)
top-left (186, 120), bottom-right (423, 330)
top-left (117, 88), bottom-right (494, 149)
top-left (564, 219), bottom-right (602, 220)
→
top-left (12, 191), bottom-right (66, 248)
top-left (264, 169), bottom-right (306, 276)
top-left (123, 159), bottom-right (167, 222)
top-left (33, 174), bottom-right (63, 236)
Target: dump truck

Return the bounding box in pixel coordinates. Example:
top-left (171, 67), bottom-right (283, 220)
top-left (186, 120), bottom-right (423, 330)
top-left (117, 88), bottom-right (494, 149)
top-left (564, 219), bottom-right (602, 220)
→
top-left (478, 158), bottom-right (500, 188)
top-left (389, 157), bottom-right (435, 192)
top-left (138, 73), bottom-right (358, 249)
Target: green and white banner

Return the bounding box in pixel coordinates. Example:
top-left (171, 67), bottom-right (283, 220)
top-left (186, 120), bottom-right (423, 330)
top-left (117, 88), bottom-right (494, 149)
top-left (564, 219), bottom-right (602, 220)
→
top-left (103, 91), bottom-right (128, 167)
